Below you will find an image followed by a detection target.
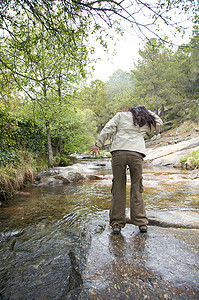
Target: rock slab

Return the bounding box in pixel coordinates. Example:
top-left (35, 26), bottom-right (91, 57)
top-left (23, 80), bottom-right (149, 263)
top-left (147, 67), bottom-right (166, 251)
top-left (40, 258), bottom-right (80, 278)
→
top-left (145, 136), bottom-right (199, 166)
top-left (126, 210), bottom-right (199, 229)
top-left (147, 210), bottom-right (199, 229)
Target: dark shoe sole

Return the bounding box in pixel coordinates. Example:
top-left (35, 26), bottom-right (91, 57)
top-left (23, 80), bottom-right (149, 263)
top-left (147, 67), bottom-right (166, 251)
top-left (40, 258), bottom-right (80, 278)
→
top-left (112, 225), bottom-right (121, 234)
top-left (139, 225), bottom-right (147, 233)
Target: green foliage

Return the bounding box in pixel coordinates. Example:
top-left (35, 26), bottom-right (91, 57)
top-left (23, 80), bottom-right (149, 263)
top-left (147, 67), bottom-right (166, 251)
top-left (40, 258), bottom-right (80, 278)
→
top-left (64, 133), bottom-right (90, 155)
top-left (180, 149), bottom-right (199, 169)
top-left (79, 71), bottom-right (135, 135)
top-left (188, 99), bottom-right (199, 121)
top-left (0, 107), bottom-right (46, 153)
top-left (0, 11), bottom-right (198, 171)
top-left (33, 154), bottom-right (49, 171)
top-left (16, 117), bottom-right (46, 153)
top-left (133, 38), bottom-right (176, 112)
top-left (80, 80), bottom-right (112, 133)
top-left (0, 151), bottom-right (19, 167)
top-left (131, 31), bottom-right (199, 116)
top-left (0, 6), bottom-right (92, 165)
top-left (53, 155), bottom-right (71, 167)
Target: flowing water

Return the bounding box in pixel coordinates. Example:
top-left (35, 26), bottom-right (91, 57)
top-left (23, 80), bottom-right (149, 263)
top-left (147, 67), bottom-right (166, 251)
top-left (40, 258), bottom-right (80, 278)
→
top-left (0, 159), bottom-right (199, 299)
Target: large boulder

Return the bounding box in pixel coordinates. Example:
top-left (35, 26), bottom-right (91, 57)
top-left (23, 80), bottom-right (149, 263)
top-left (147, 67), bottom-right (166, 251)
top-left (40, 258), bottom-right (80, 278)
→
top-left (55, 171), bottom-right (86, 183)
top-left (37, 177), bottom-right (64, 186)
top-left (145, 136), bottom-right (199, 167)
top-left (54, 171), bottom-right (103, 184)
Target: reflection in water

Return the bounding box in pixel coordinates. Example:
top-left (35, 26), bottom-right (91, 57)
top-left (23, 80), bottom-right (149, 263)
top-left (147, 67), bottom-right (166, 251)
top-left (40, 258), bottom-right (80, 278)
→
top-left (109, 231), bottom-right (147, 266)
top-left (109, 233), bottom-right (127, 259)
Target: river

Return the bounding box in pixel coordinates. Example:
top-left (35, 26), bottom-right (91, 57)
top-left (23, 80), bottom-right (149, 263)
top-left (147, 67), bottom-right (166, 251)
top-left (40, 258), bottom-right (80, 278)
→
top-left (0, 159), bottom-right (198, 299)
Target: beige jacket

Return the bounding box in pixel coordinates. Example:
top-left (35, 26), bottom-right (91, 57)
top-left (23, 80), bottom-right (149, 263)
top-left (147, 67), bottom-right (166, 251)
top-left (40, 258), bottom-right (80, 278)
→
top-left (96, 111), bottom-right (163, 157)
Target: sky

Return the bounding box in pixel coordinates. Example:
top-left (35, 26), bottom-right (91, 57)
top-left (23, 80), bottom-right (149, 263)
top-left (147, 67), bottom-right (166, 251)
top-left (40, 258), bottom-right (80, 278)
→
top-left (90, 4), bottom-right (195, 82)
top-left (91, 28), bottom-right (141, 81)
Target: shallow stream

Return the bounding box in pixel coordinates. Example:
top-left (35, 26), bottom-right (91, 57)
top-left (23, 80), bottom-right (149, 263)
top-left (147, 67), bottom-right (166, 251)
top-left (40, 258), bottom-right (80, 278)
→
top-left (0, 159), bottom-right (198, 299)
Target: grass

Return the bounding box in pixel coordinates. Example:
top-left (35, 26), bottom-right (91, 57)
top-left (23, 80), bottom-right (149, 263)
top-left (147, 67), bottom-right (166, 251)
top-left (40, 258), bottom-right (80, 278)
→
top-left (0, 151), bottom-right (79, 201)
top-left (0, 151), bottom-right (36, 201)
top-left (180, 149), bottom-right (199, 169)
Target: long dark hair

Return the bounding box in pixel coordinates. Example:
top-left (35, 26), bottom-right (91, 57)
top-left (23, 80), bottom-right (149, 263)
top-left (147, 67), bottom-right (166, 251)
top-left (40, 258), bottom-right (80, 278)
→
top-left (127, 105), bottom-right (156, 130)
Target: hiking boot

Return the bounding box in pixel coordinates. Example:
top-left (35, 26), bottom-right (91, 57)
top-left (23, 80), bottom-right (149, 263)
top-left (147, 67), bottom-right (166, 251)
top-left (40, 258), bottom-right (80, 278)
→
top-left (112, 224), bottom-right (121, 234)
top-left (139, 225), bottom-right (147, 233)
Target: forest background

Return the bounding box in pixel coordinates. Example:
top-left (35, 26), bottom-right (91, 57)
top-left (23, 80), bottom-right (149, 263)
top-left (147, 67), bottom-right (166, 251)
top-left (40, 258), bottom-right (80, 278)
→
top-left (0, 0), bottom-right (198, 200)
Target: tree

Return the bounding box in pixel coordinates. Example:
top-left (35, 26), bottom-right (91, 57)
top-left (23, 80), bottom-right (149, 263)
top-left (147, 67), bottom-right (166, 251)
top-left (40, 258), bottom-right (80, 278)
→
top-left (80, 80), bottom-right (111, 132)
top-left (3, 11), bottom-right (90, 166)
top-left (188, 26), bottom-right (199, 95)
top-left (0, 0), bottom-right (198, 80)
top-left (133, 38), bottom-right (176, 113)
top-left (106, 69), bottom-right (135, 113)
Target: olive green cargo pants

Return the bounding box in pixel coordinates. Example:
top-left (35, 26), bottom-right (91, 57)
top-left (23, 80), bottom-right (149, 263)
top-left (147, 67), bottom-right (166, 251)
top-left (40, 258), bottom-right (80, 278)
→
top-left (110, 155), bottom-right (148, 227)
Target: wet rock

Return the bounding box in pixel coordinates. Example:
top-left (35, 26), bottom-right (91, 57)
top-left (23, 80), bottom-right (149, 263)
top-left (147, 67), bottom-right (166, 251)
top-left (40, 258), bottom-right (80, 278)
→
top-left (37, 177), bottom-right (64, 186)
top-left (185, 157), bottom-right (194, 169)
top-left (86, 174), bottom-right (103, 180)
top-left (126, 210), bottom-right (199, 229)
top-left (67, 250), bottom-right (83, 291)
top-left (148, 210), bottom-right (199, 229)
top-left (14, 191), bottom-right (31, 196)
top-left (173, 162), bottom-right (182, 168)
top-left (79, 224), bottom-right (199, 299)
top-left (36, 169), bottom-right (61, 180)
top-left (174, 137), bottom-right (186, 143)
top-left (55, 171), bottom-right (85, 183)
top-left (66, 172), bottom-right (86, 182)
top-left (1, 229), bottom-right (24, 240)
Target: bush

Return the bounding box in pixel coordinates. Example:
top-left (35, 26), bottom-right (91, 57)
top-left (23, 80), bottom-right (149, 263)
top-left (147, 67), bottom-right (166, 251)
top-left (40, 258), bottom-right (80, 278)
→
top-left (0, 151), bottom-right (19, 166)
top-left (188, 102), bottom-right (199, 122)
top-left (0, 108), bottom-right (46, 153)
top-left (180, 149), bottom-right (199, 169)
top-left (53, 155), bottom-right (71, 166)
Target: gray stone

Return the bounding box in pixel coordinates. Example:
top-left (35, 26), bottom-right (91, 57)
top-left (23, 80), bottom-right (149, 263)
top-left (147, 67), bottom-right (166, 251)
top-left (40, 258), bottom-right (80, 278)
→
top-left (80, 222), bottom-right (199, 299)
top-left (145, 136), bottom-right (199, 167)
top-left (86, 174), bottom-right (103, 180)
top-left (37, 177), bottom-right (63, 186)
top-left (126, 210), bottom-right (199, 229)
top-left (151, 134), bottom-right (161, 141)
top-left (55, 171), bottom-right (85, 183)
top-left (67, 171), bottom-right (85, 182)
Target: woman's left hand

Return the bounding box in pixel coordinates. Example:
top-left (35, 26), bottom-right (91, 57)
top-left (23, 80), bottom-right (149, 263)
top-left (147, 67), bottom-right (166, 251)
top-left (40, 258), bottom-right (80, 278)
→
top-left (89, 145), bottom-right (100, 157)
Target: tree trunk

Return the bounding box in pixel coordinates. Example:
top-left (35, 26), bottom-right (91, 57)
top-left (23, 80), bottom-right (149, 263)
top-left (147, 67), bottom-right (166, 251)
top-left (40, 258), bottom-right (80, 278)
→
top-left (161, 104), bottom-right (165, 116)
top-left (43, 81), bottom-right (54, 167)
top-left (46, 123), bottom-right (54, 167)
top-left (59, 128), bottom-right (64, 155)
top-left (58, 74), bottom-right (64, 156)
top-left (156, 105), bottom-right (158, 115)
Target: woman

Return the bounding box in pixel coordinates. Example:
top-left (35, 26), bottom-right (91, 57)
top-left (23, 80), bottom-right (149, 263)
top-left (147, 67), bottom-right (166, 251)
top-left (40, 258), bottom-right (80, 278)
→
top-left (90, 105), bottom-right (163, 234)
